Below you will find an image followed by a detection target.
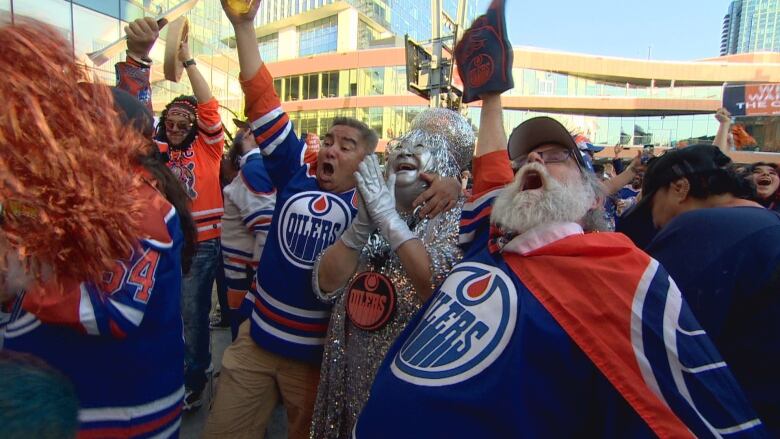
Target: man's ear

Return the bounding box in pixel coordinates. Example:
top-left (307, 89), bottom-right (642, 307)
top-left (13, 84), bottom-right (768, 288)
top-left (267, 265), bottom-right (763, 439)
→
top-left (669, 178), bottom-right (690, 203)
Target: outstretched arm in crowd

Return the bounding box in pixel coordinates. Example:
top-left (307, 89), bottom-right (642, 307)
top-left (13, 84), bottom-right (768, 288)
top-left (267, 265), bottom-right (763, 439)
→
top-left (713, 107), bottom-right (732, 154)
top-left (603, 153), bottom-right (642, 195)
top-left (222, 0), bottom-right (263, 80)
top-left (222, 0), bottom-right (311, 190)
top-left (470, 92), bottom-right (513, 195)
top-left (117, 17), bottom-right (160, 111)
top-left (477, 93), bottom-right (508, 158)
top-left (178, 38), bottom-right (213, 103)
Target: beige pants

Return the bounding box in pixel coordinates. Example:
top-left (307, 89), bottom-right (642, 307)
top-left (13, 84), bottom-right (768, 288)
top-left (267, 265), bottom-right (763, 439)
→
top-left (203, 321), bottom-right (320, 439)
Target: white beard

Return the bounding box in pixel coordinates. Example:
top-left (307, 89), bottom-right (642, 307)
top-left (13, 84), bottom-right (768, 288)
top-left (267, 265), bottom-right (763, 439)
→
top-left (491, 162), bottom-right (595, 235)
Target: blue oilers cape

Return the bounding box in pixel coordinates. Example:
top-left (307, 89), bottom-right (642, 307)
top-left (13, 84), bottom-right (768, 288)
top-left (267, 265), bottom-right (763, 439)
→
top-left (504, 232), bottom-right (765, 438)
top-left (354, 231), bottom-right (766, 439)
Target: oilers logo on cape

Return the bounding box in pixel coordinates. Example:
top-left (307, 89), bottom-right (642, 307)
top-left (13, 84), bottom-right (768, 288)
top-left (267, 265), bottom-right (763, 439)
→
top-left (278, 191), bottom-right (351, 269)
top-left (391, 262), bottom-right (517, 386)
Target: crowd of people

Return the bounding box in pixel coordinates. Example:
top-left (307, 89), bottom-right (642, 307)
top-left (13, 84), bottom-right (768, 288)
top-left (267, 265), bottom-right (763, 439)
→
top-left (0, 0), bottom-right (778, 438)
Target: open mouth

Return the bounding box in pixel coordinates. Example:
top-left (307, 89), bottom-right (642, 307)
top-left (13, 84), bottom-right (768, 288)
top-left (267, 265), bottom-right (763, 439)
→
top-left (521, 171), bottom-right (543, 191)
top-left (757, 176), bottom-right (773, 186)
top-left (395, 162), bottom-right (418, 172)
top-left (322, 163), bottom-right (335, 177)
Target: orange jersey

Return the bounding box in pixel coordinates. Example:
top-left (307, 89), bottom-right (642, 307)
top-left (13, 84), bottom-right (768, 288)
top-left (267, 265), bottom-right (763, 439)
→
top-left (156, 98), bottom-right (225, 242)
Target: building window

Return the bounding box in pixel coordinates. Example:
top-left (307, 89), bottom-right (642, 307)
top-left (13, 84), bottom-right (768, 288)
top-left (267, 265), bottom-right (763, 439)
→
top-left (302, 73), bottom-right (320, 100)
top-left (74, 0), bottom-right (120, 18)
top-left (273, 78), bottom-right (283, 98)
top-left (258, 33), bottom-right (278, 62)
top-left (321, 71), bottom-right (339, 98)
top-left (298, 16), bottom-right (338, 57)
top-left (284, 76), bottom-right (300, 101)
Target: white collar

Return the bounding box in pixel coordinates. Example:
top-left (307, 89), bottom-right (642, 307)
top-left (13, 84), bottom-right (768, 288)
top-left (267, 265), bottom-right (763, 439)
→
top-left (501, 222), bottom-right (584, 256)
top-left (239, 148), bottom-right (261, 168)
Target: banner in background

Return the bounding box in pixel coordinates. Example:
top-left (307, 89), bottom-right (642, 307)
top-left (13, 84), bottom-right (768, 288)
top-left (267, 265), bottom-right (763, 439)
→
top-left (723, 83), bottom-right (780, 117)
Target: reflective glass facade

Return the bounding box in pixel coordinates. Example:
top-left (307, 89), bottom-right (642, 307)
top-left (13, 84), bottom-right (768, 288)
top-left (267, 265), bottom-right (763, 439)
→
top-left (3, 0), bottom-right (244, 131)
top-left (467, 109), bottom-right (722, 148)
top-left (505, 68), bottom-right (722, 100)
top-left (254, 0), bottom-right (477, 42)
top-left (298, 15), bottom-right (338, 56)
top-left (721, 0), bottom-right (780, 55)
top-left (288, 106), bottom-right (427, 140)
top-left (271, 64), bottom-right (724, 148)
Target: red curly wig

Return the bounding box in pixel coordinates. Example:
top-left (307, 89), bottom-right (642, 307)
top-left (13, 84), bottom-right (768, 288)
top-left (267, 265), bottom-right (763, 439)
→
top-left (0, 20), bottom-right (148, 289)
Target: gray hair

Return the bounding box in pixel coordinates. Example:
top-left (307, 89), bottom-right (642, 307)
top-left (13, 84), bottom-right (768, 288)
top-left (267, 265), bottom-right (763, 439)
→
top-left (581, 172), bottom-right (610, 232)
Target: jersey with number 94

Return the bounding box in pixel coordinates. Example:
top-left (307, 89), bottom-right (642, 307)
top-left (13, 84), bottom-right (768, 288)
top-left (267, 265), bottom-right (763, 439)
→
top-left (0, 181), bottom-right (186, 438)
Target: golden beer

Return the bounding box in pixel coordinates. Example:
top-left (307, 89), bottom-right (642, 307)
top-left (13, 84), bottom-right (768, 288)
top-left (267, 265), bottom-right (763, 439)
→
top-left (227, 0), bottom-right (251, 14)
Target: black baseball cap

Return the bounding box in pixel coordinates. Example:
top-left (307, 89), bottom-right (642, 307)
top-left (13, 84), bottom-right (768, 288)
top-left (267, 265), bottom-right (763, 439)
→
top-left (621, 144), bottom-right (732, 227)
top-left (507, 117), bottom-right (588, 170)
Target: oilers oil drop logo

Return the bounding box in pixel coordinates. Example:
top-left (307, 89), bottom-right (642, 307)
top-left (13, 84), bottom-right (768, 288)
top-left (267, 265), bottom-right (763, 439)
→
top-left (391, 262), bottom-right (517, 386)
top-left (278, 191), bottom-right (351, 269)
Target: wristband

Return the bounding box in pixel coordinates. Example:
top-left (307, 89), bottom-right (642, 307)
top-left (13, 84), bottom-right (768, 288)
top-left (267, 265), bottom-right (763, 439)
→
top-left (126, 51), bottom-right (152, 67)
top-left (183, 59), bottom-right (196, 68)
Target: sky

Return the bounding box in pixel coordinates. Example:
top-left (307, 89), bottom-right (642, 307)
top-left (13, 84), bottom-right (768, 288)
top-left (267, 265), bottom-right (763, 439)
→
top-left (475, 0), bottom-right (734, 61)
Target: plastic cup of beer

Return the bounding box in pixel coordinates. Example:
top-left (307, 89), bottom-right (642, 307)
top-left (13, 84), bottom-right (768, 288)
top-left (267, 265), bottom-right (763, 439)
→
top-left (227, 0), bottom-right (251, 14)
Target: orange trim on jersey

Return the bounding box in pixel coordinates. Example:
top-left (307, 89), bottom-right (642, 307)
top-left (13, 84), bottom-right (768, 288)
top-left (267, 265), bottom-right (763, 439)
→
top-left (78, 404), bottom-right (182, 439)
top-left (459, 206), bottom-right (493, 228)
top-left (241, 64), bottom-right (281, 123)
top-left (254, 114), bottom-right (290, 144)
top-left (254, 299), bottom-right (328, 333)
top-left (473, 150), bottom-right (513, 195)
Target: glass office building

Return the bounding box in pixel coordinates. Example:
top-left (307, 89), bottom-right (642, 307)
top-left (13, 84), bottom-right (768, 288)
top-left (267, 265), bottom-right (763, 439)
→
top-left (0, 0), bottom-right (244, 127)
top-left (3, 0), bottom-right (778, 153)
top-left (721, 0), bottom-right (780, 55)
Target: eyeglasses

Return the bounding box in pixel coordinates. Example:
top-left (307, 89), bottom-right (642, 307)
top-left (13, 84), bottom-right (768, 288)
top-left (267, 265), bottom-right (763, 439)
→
top-left (512, 148), bottom-right (575, 170)
top-left (164, 120), bottom-right (194, 132)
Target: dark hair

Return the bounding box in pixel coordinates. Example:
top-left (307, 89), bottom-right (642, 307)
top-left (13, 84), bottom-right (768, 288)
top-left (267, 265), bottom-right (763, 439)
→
top-left (156, 95), bottom-right (199, 150)
top-left (0, 351), bottom-right (79, 439)
top-left (137, 151), bottom-right (197, 274)
top-left (679, 167), bottom-right (754, 200)
top-left (227, 130), bottom-right (246, 172)
top-left (749, 162), bottom-right (778, 173)
top-left (331, 117), bottom-right (379, 153)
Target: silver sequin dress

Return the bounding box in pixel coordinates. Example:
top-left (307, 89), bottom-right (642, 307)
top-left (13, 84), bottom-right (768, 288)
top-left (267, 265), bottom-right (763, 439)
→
top-left (310, 205), bottom-right (463, 438)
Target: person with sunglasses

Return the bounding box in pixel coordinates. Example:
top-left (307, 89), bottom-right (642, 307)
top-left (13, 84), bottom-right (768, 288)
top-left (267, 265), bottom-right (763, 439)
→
top-left (117, 17), bottom-right (226, 411)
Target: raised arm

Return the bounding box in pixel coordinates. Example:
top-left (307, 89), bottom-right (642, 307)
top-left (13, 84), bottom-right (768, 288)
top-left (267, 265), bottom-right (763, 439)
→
top-left (178, 38), bottom-right (212, 102)
top-left (713, 107), bottom-right (732, 153)
top-left (477, 93), bottom-right (508, 158)
top-left (221, 0), bottom-right (263, 80)
top-left (603, 152), bottom-right (643, 196)
top-left (117, 17), bottom-right (160, 112)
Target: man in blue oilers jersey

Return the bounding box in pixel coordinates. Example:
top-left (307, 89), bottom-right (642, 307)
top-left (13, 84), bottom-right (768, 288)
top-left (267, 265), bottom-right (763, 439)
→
top-left (354, 3), bottom-right (766, 434)
top-left (204, 3), bottom-right (374, 437)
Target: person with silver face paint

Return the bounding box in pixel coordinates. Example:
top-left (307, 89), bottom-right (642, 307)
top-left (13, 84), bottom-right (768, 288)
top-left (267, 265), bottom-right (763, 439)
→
top-left (310, 109), bottom-right (475, 439)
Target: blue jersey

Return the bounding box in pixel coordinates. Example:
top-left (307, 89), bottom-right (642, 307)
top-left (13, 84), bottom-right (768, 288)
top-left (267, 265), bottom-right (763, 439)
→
top-left (1, 183), bottom-right (184, 438)
top-left (647, 206), bottom-right (780, 436)
top-left (357, 176), bottom-right (765, 438)
top-left (242, 65), bottom-right (357, 363)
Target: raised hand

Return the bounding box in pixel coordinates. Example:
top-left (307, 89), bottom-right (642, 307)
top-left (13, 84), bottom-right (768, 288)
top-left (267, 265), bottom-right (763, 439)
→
top-left (339, 190), bottom-right (375, 251)
top-left (178, 36), bottom-right (191, 63)
top-left (412, 174), bottom-right (460, 219)
top-left (715, 107), bottom-right (732, 124)
top-left (220, 0), bottom-right (262, 26)
top-left (354, 155), bottom-right (414, 251)
top-left (125, 17), bottom-right (160, 60)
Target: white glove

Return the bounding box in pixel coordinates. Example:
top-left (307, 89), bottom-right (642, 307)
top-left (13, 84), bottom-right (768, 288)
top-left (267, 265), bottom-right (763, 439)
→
top-left (354, 155), bottom-right (415, 251)
top-left (339, 190), bottom-right (374, 250)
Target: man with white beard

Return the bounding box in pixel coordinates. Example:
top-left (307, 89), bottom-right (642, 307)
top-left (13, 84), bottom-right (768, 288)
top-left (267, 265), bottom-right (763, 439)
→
top-left (352, 92), bottom-right (767, 438)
